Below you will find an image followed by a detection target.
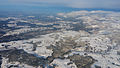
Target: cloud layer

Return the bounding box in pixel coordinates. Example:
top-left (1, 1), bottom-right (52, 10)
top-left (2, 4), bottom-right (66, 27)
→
top-left (0, 0), bottom-right (120, 9)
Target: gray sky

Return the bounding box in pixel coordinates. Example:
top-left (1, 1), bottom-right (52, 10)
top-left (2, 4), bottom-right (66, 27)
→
top-left (0, 0), bottom-right (120, 9)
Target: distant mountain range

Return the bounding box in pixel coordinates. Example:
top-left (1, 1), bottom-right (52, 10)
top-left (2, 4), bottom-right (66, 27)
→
top-left (0, 6), bottom-right (120, 15)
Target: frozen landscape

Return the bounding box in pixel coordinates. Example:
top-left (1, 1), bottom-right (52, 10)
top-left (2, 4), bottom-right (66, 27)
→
top-left (0, 11), bottom-right (120, 68)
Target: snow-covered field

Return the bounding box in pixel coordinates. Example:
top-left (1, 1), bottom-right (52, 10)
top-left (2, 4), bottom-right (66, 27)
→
top-left (0, 11), bottom-right (120, 68)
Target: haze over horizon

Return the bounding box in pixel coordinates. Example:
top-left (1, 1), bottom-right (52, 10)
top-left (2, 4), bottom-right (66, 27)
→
top-left (0, 0), bottom-right (120, 14)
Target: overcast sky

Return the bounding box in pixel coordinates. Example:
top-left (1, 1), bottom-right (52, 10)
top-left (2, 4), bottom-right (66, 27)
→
top-left (0, 0), bottom-right (120, 9)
